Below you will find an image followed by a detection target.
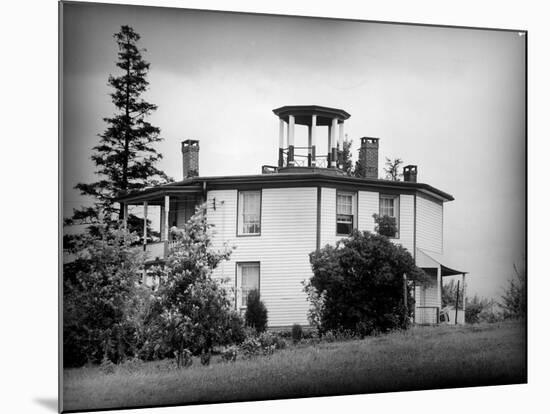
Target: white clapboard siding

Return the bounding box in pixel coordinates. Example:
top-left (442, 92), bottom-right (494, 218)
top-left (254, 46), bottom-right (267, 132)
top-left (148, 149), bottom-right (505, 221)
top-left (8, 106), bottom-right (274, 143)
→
top-left (357, 190), bottom-right (378, 233)
top-left (416, 194), bottom-right (443, 254)
top-left (319, 187), bottom-right (337, 248)
top-left (414, 276), bottom-right (439, 324)
top-left (208, 187), bottom-right (317, 327)
top-left (397, 195), bottom-right (414, 253)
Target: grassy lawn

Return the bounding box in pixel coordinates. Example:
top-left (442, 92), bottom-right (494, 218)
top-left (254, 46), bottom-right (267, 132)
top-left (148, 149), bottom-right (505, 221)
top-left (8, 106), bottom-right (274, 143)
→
top-left (62, 320), bottom-right (526, 412)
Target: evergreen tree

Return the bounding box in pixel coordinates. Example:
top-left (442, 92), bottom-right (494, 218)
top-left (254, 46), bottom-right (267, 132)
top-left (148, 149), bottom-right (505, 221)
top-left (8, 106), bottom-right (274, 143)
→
top-left (500, 263), bottom-right (527, 319)
top-left (71, 25), bottom-right (169, 225)
top-left (340, 137), bottom-right (354, 176)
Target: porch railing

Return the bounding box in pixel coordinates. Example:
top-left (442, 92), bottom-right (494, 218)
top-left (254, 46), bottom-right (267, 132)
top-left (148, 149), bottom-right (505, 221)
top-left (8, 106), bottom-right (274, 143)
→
top-left (415, 306), bottom-right (440, 325)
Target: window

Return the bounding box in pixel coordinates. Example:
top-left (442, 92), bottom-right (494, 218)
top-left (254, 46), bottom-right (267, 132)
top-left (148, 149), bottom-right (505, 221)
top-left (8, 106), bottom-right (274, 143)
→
top-left (379, 194), bottom-right (400, 238)
top-left (238, 191), bottom-right (261, 235)
top-left (236, 262), bottom-right (260, 308)
top-left (337, 191), bottom-right (355, 235)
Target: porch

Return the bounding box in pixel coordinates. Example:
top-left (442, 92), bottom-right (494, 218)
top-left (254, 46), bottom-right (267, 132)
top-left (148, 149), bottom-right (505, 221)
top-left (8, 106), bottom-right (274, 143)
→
top-left (414, 248), bottom-right (468, 325)
top-left (119, 185), bottom-right (204, 263)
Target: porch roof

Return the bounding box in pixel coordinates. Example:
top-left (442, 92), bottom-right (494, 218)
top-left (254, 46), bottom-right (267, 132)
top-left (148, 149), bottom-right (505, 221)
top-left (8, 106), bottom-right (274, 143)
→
top-left (416, 248), bottom-right (468, 277)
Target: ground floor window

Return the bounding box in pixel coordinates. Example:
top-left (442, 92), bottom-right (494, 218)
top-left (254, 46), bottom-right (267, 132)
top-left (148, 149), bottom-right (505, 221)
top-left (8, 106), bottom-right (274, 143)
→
top-left (236, 262), bottom-right (260, 308)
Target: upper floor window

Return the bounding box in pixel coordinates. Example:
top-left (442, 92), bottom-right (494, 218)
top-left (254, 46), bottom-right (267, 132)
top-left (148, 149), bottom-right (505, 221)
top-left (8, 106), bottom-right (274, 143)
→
top-left (379, 194), bottom-right (400, 238)
top-left (337, 191), bottom-right (356, 235)
top-left (238, 191), bottom-right (261, 235)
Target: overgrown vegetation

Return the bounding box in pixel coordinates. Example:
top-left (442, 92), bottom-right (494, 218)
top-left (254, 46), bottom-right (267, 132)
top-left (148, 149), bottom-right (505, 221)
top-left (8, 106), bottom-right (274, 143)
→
top-left (500, 263), bottom-right (526, 319)
top-left (63, 321), bottom-right (526, 411)
top-left (64, 204), bottom-right (246, 368)
top-left (63, 226), bottom-right (145, 367)
top-left (307, 230), bottom-right (429, 336)
top-left (244, 289), bottom-right (268, 333)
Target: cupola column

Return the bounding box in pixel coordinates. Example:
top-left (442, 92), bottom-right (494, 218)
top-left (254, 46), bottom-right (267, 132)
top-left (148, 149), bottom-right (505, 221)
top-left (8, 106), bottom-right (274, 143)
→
top-left (278, 118), bottom-right (285, 167)
top-left (310, 114), bottom-right (317, 167)
top-left (338, 121), bottom-right (344, 167)
top-left (331, 117), bottom-right (338, 168)
top-left (288, 114), bottom-right (295, 166)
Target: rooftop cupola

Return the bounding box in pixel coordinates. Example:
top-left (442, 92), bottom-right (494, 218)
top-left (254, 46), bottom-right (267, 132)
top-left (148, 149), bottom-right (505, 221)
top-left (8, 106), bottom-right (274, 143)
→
top-left (272, 105), bottom-right (351, 174)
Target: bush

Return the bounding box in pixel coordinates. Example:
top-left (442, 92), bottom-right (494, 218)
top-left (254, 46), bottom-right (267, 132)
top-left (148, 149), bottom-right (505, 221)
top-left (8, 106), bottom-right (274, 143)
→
top-left (308, 230), bottom-right (427, 336)
top-left (372, 214), bottom-right (398, 238)
top-left (291, 323), bottom-right (303, 344)
top-left (245, 289), bottom-right (268, 333)
top-left (153, 204), bottom-right (243, 358)
top-left (221, 346), bottom-right (239, 363)
top-left (240, 337), bottom-right (262, 358)
top-left (174, 349), bottom-right (193, 368)
top-left (63, 227), bottom-right (144, 367)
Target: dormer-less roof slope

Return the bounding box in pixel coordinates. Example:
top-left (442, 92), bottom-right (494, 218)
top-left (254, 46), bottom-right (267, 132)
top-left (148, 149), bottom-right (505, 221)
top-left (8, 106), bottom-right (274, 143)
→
top-left (116, 171), bottom-right (454, 205)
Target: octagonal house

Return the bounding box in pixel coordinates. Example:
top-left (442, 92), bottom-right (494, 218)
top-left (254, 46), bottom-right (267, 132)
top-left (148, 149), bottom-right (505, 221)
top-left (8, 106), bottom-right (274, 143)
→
top-left (117, 105), bottom-right (467, 327)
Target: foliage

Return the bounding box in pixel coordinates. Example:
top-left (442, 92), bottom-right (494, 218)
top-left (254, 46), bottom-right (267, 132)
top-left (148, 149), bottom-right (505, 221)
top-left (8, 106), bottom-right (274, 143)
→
top-left (63, 226), bottom-right (144, 367)
top-left (71, 25), bottom-right (170, 226)
top-left (372, 213), bottom-right (398, 238)
top-left (291, 323), bottom-right (303, 344)
top-left (152, 204), bottom-right (243, 359)
top-left (245, 289), bottom-right (268, 333)
top-left (239, 332), bottom-right (285, 358)
top-left (308, 230), bottom-right (427, 336)
top-left (442, 279), bottom-right (464, 310)
top-left (221, 346), bottom-right (239, 363)
top-left (383, 157), bottom-right (403, 181)
top-left (340, 137), bottom-right (354, 175)
top-left (302, 279), bottom-right (325, 332)
top-left (500, 263), bottom-right (527, 320)
top-left (465, 295), bottom-right (501, 324)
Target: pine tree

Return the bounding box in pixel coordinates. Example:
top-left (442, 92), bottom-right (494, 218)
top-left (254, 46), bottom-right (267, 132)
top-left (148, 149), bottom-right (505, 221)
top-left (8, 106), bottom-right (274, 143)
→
top-left (339, 137), bottom-right (354, 176)
top-left (72, 25), bottom-right (169, 225)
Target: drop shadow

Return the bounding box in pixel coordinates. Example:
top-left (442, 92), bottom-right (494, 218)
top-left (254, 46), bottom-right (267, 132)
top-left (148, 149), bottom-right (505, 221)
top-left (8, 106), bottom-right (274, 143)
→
top-left (34, 397), bottom-right (58, 412)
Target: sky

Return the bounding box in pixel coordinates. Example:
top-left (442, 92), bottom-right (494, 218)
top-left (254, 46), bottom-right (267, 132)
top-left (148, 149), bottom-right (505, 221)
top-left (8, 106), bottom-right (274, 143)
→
top-left (62, 2), bottom-right (526, 300)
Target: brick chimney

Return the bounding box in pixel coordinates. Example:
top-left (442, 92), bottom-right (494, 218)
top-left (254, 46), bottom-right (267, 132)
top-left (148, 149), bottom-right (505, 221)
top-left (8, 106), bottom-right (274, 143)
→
top-left (358, 137), bottom-right (379, 179)
top-left (181, 139), bottom-right (199, 179)
top-left (403, 165), bottom-right (418, 182)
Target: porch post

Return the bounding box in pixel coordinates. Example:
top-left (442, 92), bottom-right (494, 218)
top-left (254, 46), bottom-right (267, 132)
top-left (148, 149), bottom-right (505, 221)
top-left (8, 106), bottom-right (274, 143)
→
top-left (462, 273), bottom-right (466, 323)
top-left (122, 203), bottom-right (128, 230)
top-left (403, 273), bottom-right (408, 317)
top-left (437, 266), bottom-right (442, 324)
top-left (143, 201), bottom-right (148, 251)
top-left (164, 195), bottom-right (170, 242)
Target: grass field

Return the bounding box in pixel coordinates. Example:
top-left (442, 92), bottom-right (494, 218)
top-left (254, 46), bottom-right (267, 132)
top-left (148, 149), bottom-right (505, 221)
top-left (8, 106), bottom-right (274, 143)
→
top-left (62, 321), bottom-right (526, 412)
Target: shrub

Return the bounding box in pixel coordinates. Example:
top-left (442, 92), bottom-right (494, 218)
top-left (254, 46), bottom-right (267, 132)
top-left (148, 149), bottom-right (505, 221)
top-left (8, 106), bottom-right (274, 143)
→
top-left (308, 230), bottom-right (427, 336)
top-left (63, 226), bottom-right (144, 367)
top-left (291, 324), bottom-right (303, 344)
top-left (153, 204), bottom-right (243, 358)
top-left (500, 263), bottom-right (526, 320)
top-left (372, 214), bottom-right (398, 238)
top-left (200, 352), bottom-right (212, 366)
top-left (174, 348), bottom-right (193, 368)
top-left (221, 346), bottom-right (239, 363)
top-left (100, 355), bottom-right (116, 375)
top-left (245, 289), bottom-right (268, 333)
top-left (240, 337), bottom-right (262, 358)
